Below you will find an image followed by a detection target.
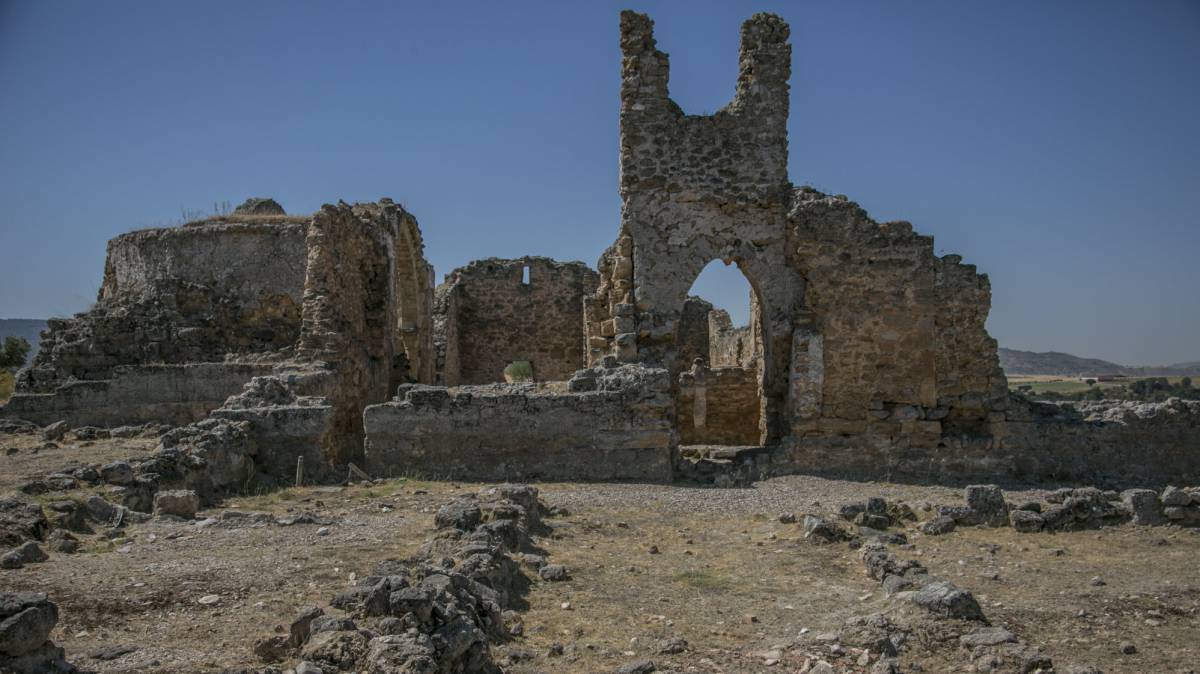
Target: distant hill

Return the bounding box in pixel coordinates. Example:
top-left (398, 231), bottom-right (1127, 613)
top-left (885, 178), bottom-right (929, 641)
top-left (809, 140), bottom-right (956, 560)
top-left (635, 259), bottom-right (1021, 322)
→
top-left (0, 319), bottom-right (48, 366)
top-left (999, 348), bottom-right (1200, 377)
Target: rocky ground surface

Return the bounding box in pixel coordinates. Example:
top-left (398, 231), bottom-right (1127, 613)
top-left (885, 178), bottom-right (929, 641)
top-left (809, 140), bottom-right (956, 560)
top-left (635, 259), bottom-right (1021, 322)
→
top-left (1, 433), bottom-right (1198, 673)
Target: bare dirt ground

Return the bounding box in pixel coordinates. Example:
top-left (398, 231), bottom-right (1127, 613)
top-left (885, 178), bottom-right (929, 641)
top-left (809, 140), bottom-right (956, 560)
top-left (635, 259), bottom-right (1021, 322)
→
top-left (1, 433), bottom-right (1198, 673)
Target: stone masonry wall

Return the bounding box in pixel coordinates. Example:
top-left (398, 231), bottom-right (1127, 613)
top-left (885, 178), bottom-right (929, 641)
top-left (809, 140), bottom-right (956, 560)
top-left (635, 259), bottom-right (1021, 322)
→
top-left (677, 364), bottom-right (762, 446)
top-left (589, 11), bottom-right (806, 444)
top-left (708, 306), bottom-right (758, 368)
top-left (294, 200), bottom-right (423, 466)
top-left (147, 199), bottom-right (435, 487)
top-left (786, 187), bottom-right (1004, 447)
top-left (675, 297), bottom-right (713, 369)
top-left (436, 257), bottom-right (598, 385)
top-left (19, 221), bottom-right (307, 394)
top-left (759, 398), bottom-right (1200, 485)
top-left (363, 362), bottom-right (675, 481)
top-left (0, 363), bottom-right (275, 427)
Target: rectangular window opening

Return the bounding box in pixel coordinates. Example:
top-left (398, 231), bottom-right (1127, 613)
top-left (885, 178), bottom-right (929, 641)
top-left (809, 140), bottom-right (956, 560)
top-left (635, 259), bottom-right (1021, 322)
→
top-left (521, 265), bottom-right (530, 285)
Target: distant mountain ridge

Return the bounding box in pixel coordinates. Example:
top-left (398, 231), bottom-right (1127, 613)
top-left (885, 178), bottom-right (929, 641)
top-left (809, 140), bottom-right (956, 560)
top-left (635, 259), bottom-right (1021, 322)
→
top-left (0, 319), bottom-right (48, 366)
top-left (999, 348), bottom-right (1200, 377)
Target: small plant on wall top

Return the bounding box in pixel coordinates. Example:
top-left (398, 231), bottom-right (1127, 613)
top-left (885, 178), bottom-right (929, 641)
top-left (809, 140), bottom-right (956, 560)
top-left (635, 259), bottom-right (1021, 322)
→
top-left (504, 361), bottom-right (534, 383)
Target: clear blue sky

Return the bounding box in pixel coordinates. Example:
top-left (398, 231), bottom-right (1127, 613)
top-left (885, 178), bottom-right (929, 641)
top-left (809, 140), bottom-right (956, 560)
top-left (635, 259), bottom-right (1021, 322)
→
top-left (1, 1), bottom-right (1197, 365)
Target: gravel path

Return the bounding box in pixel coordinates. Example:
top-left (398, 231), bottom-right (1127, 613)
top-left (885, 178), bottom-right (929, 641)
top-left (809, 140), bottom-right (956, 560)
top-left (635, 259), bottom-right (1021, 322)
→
top-left (538, 473), bottom-right (1051, 516)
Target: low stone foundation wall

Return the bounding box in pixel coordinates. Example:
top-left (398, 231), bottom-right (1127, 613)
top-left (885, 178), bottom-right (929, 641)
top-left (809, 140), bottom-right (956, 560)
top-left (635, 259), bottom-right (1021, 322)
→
top-left (363, 362), bottom-right (676, 481)
top-left (0, 362), bottom-right (275, 427)
top-left (761, 398), bottom-right (1200, 486)
top-left (677, 365), bottom-right (761, 446)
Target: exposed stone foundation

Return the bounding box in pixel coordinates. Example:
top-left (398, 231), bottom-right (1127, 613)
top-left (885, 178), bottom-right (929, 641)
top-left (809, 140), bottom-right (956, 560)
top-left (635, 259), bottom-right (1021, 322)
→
top-left (0, 362), bottom-right (276, 427)
top-left (363, 362), bottom-right (675, 481)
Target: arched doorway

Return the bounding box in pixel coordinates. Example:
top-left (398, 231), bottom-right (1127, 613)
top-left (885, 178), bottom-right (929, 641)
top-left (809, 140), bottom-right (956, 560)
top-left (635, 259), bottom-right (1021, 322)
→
top-left (674, 260), bottom-right (767, 447)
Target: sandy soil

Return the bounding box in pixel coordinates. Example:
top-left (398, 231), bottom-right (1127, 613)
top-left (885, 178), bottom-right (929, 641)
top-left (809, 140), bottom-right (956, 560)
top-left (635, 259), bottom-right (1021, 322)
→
top-left (1, 433), bottom-right (1197, 673)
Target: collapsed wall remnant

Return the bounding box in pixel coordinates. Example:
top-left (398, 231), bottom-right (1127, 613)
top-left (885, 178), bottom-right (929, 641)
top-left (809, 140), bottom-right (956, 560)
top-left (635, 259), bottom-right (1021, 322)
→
top-left (364, 360), bottom-right (675, 482)
top-left (434, 257), bottom-right (598, 385)
top-left (8, 216), bottom-right (308, 426)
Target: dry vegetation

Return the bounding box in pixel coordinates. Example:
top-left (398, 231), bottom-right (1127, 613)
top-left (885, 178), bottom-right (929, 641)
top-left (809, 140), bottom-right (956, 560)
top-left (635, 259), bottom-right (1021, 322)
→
top-left (1, 435), bottom-right (1197, 673)
top-left (0, 371), bottom-right (13, 404)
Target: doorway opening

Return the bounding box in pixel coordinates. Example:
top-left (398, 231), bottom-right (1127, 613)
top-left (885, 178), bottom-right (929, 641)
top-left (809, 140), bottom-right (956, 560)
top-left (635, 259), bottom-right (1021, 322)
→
top-left (675, 260), bottom-right (766, 447)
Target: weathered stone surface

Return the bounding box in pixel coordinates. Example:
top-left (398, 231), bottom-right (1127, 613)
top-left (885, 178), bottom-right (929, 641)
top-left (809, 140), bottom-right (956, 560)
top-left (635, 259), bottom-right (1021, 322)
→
top-left (364, 363), bottom-right (675, 481)
top-left (1161, 485), bottom-right (1192, 507)
top-left (40, 421), bottom-right (67, 442)
top-left (0, 499), bottom-right (48, 548)
top-left (1122, 489), bottom-right (1165, 526)
top-left (677, 362), bottom-right (761, 446)
top-left (435, 257), bottom-right (598, 386)
top-left (99, 461), bottom-right (135, 486)
top-left (920, 516), bottom-right (956, 536)
top-left (803, 515), bottom-right (850, 544)
top-left (233, 197), bottom-right (286, 215)
top-left (910, 580), bottom-right (985, 621)
top-left (1009, 509), bottom-right (1045, 533)
top-left (153, 490), bottom-right (199, 519)
top-left (0, 593), bottom-right (58, 656)
top-left (964, 485), bottom-right (1009, 526)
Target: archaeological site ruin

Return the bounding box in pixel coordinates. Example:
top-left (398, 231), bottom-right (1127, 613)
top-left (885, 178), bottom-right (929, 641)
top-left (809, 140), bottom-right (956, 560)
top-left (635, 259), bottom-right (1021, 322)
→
top-left (3, 10), bottom-right (1200, 674)
top-left (3, 12), bottom-right (1198, 495)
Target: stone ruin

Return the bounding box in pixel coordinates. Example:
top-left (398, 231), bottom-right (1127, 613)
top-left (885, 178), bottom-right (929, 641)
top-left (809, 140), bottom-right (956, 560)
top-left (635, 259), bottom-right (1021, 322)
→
top-left (3, 10), bottom-right (1199, 494)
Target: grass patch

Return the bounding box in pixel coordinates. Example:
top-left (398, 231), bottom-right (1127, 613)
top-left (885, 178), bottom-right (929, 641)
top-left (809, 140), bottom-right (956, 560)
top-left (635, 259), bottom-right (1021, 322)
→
top-left (232, 487), bottom-right (304, 510)
top-left (671, 569), bottom-right (730, 592)
top-left (0, 371), bottom-right (13, 404)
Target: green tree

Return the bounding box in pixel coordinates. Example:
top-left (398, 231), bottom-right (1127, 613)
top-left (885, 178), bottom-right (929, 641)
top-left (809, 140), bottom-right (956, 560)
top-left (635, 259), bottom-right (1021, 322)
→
top-left (0, 336), bottom-right (31, 371)
top-left (1182, 376), bottom-right (1193, 390)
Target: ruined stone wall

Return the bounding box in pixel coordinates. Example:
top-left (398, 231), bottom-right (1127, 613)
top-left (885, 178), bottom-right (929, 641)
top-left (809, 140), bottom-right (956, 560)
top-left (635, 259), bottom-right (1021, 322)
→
top-left (675, 297), bottom-right (713, 368)
top-left (755, 398), bottom-right (1200, 485)
top-left (786, 187), bottom-right (1004, 446)
top-left (20, 221), bottom-right (307, 394)
top-left (294, 200), bottom-right (424, 466)
top-left (0, 363), bottom-right (275, 427)
top-left (436, 257), bottom-right (598, 385)
top-left (100, 221), bottom-right (308, 305)
top-left (432, 284), bottom-right (461, 386)
top-left (588, 11), bottom-right (806, 443)
top-left (677, 364), bottom-right (762, 446)
top-left (157, 199), bottom-right (435, 485)
top-left (363, 362), bottom-right (675, 481)
top-left (708, 306), bottom-right (758, 368)
top-left (589, 11), bottom-right (1007, 452)
top-left (934, 255), bottom-right (1009, 438)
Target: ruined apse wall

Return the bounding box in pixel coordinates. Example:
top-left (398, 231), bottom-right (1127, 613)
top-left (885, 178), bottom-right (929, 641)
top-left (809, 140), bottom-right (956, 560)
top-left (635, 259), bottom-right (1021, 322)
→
top-left (22, 222), bottom-right (307, 392)
top-left (4, 219), bottom-right (309, 427)
top-left (436, 257), bottom-right (598, 385)
top-left (158, 199), bottom-right (436, 486)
